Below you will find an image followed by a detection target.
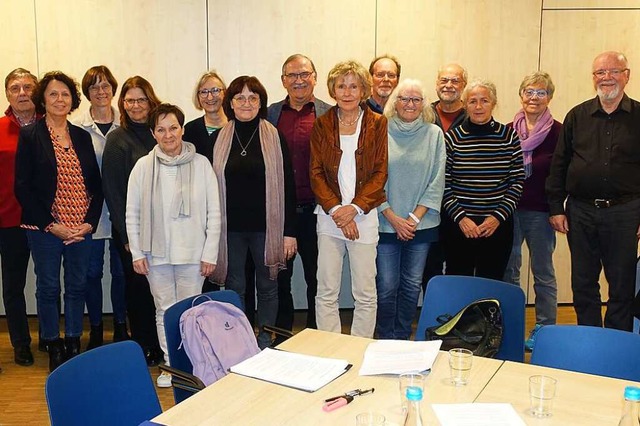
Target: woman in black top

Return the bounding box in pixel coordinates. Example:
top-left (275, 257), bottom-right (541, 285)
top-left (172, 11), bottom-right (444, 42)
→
top-left (183, 71), bottom-right (228, 163)
top-left (102, 76), bottom-right (164, 368)
top-left (209, 76), bottom-right (296, 349)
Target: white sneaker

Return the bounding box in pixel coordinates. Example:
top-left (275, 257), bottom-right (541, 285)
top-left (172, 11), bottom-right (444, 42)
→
top-left (157, 371), bottom-right (172, 388)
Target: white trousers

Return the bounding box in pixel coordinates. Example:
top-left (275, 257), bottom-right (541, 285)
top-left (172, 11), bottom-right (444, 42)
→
top-left (146, 263), bottom-right (202, 364)
top-left (315, 234), bottom-right (378, 337)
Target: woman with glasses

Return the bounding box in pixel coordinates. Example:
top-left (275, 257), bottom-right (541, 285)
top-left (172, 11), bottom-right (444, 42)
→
top-left (503, 72), bottom-right (561, 350)
top-left (209, 76), bottom-right (296, 349)
top-left (376, 79), bottom-right (445, 340)
top-left (442, 79), bottom-right (524, 280)
top-left (102, 76), bottom-right (164, 369)
top-left (310, 60), bottom-right (388, 338)
top-left (15, 71), bottom-right (103, 371)
top-left (126, 103), bottom-right (221, 386)
top-left (184, 71), bottom-right (227, 163)
top-left (74, 65), bottom-right (129, 350)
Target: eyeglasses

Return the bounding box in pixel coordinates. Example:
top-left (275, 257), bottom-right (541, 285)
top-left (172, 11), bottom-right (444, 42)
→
top-left (522, 89), bottom-right (548, 99)
top-left (283, 72), bottom-right (314, 81)
top-left (232, 95), bottom-right (260, 106)
top-left (89, 83), bottom-right (112, 93)
top-left (592, 68), bottom-right (629, 79)
top-left (438, 77), bottom-right (463, 85)
top-left (7, 84), bottom-right (35, 95)
top-left (198, 87), bottom-right (224, 98)
top-left (373, 71), bottom-right (398, 80)
top-left (397, 96), bottom-right (424, 105)
top-left (124, 98), bottom-right (149, 106)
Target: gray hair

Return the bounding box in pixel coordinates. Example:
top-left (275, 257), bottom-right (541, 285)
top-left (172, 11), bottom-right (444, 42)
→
top-left (5, 68), bottom-right (38, 90)
top-left (518, 71), bottom-right (555, 99)
top-left (462, 79), bottom-right (498, 105)
top-left (384, 78), bottom-right (435, 123)
top-left (281, 54), bottom-right (317, 75)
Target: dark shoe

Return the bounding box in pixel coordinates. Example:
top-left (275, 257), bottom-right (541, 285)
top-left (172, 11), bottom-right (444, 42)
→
top-left (86, 323), bottom-right (104, 351)
top-left (47, 338), bottom-right (66, 372)
top-left (64, 336), bottom-right (81, 360)
top-left (14, 346), bottom-right (34, 366)
top-left (112, 321), bottom-right (131, 342)
top-left (144, 347), bottom-right (160, 367)
top-left (38, 339), bottom-right (48, 352)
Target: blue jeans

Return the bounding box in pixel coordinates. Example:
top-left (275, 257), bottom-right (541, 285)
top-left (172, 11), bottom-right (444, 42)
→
top-left (27, 230), bottom-right (93, 340)
top-left (85, 238), bottom-right (126, 325)
top-left (375, 236), bottom-right (430, 339)
top-left (504, 210), bottom-right (558, 325)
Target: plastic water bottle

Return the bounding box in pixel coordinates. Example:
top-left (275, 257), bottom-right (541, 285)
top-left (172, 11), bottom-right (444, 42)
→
top-left (619, 386), bottom-right (640, 426)
top-left (403, 386), bottom-right (424, 426)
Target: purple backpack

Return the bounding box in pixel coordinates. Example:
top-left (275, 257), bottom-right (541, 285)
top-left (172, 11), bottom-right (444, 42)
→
top-left (179, 300), bottom-right (260, 386)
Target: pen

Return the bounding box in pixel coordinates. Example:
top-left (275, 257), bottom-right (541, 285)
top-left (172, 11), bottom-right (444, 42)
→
top-left (322, 388), bottom-right (375, 412)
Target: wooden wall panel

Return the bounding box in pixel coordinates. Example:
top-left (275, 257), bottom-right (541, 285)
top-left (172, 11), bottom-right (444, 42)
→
top-left (0, 1), bottom-right (38, 113)
top-left (544, 0), bottom-right (640, 9)
top-left (376, 0), bottom-right (543, 124)
top-left (207, 0), bottom-right (376, 109)
top-left (34, 0), bottom-right (207, 121)
top-left (540, 9), bottom-right (640, 121)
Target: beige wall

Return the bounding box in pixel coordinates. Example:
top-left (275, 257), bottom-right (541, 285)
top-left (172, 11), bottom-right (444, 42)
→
top-left (1, 0), bottom-right (638, 313)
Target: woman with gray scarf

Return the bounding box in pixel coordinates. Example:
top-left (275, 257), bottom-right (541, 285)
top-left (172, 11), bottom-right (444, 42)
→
top-left (126, 103), bottom-right (221, 386)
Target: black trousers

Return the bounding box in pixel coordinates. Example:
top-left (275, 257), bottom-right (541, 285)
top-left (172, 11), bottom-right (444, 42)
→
top-left (0, 227), bottom-right (31, 348)
top-left (276, 208), bottom-right (318, 330)
top-left (566, 197), bottom-right (640, 331)
top-left (443, 215), bottom-right (513, 281)
top-left (112, 230), bottom-right (160, 350)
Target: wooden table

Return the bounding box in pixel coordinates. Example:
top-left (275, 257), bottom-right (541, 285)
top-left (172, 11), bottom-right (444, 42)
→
top-left (474, 361), bottom-right (639, 425)
top-left (153, 329), bottom-right (504, 425)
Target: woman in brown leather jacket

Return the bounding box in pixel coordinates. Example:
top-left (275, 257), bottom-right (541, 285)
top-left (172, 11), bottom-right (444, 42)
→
top-left (309, 60), bottom-right (388, 338)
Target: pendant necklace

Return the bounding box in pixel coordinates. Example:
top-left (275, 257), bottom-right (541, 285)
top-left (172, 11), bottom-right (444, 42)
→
top-left (337, 107), bottom-right (362, 127)
top-left (234, 125), bottom-right (259, 156)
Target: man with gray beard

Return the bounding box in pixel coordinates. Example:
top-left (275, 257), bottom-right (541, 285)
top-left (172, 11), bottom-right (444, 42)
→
top-left (546, 51), bottom-right (640, 331)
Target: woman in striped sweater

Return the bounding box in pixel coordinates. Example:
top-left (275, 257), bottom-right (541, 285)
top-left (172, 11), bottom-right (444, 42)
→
top-left (442, 79), bottom-right (524, 280)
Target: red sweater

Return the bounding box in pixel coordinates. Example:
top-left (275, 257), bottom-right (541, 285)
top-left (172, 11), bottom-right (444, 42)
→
top-left (0, 109), bottom-right (22, 228)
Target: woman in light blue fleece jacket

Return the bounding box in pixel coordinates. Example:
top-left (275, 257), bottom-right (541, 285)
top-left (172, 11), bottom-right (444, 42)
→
top-left (375, 79), bottom-right (446, 339)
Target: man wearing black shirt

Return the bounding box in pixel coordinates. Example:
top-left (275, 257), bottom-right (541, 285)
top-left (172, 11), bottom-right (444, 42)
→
top-left (546, 51), bottom-right (640, 331)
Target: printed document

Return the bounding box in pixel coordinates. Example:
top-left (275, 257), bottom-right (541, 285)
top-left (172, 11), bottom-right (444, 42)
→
top-left (229, 348), bottom-right (351, 392)
top-left (359, 340), bottom-right (442, 375)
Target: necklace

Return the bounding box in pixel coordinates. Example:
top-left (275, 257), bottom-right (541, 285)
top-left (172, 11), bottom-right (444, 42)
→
top-left (337, 107), bottom-right (362, 126)
top-left (46, 123), bottom-right (70, 150)
top-left (234, 126), bottom-right (259, 156)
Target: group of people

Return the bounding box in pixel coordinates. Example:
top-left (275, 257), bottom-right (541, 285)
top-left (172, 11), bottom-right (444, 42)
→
top-left (1, 50), bottom-right (638, 383)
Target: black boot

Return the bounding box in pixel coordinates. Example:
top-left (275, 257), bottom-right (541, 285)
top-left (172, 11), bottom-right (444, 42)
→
top-left (112, 321), bottom-right (131, 342)
top-left (64, 336), bottom-right (81, 360)
top-left (47, 338), bottom-right (66, 372)
top-left (86, 323), bottom-right (103, 351)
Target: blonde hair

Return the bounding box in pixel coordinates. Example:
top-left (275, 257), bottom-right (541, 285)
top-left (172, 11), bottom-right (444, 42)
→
top-left (327, 60), bottom-right (372, 101)
top-left (192, 70), bottom-right (226, 110)
top-left (384, 78), bottom-right (435, 123)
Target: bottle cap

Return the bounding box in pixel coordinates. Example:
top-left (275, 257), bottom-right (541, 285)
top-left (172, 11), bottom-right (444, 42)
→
top-left (406, 386), bottom-right (423, 401)
top-left (624, 386), bottom-right (640, 401)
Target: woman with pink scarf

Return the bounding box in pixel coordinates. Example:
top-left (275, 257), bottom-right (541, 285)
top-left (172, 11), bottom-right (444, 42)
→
top-left (503, 71), bottom-right (562, 351)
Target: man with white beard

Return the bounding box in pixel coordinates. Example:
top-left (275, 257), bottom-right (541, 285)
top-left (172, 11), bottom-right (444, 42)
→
top-left (546, 51), bottom-right (640, 331)
top-left (366, 55), bottom-right (400, 114)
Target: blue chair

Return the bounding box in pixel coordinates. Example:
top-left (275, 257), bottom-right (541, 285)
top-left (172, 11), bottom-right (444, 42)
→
top-left (415, 275), bottom-right (526, 362)
top-left (45, 341), bottom-right (161, 426)
top-left (531, 325), bottom-right (640, 381)
top-left (163, 289), bottom-right (243, 404)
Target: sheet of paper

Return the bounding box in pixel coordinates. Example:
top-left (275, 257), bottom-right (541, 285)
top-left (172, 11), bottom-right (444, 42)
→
top-left (432, 403), bottom-right (526, 426)
top-left (358, 340), bottom-right (442, 375)
top-left (229, 348), bottom-right (351, 392)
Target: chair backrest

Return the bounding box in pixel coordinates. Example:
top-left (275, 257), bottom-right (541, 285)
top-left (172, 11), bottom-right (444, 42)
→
top-left (531, 325), bottom-right (640, 381)
top-left (415, 275), bottom-right (526, 362)
top-left (164, 289), bottom-right (243, 403)
top-left (45, 341), bottom-right (161, 426)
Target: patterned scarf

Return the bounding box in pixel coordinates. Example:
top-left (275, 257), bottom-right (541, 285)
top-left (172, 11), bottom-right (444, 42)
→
top-left (512, 108), bottom-right (554, 178)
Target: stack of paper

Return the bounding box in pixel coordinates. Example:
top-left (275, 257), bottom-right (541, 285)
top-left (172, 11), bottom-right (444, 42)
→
top-left (358, 340), bottom-right (442, 375)
top-left (229, 348), bottom-right (351, 392)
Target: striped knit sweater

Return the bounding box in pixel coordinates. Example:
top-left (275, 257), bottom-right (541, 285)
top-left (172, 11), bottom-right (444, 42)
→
top-left (443, 118), bottom-right (524, 223)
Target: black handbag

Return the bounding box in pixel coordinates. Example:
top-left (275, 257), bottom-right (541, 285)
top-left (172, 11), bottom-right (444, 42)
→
top-left (425, 298), bottom-right (503, 358)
